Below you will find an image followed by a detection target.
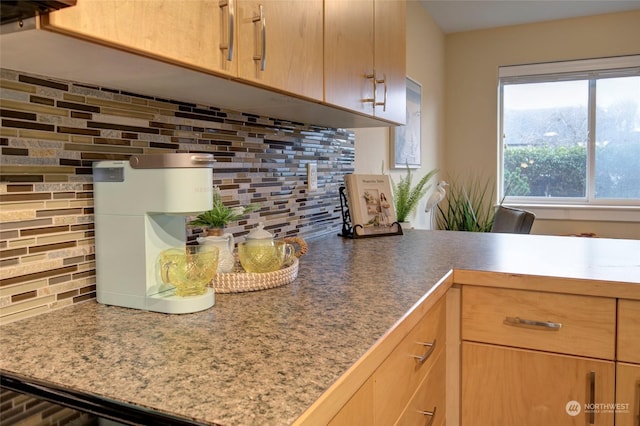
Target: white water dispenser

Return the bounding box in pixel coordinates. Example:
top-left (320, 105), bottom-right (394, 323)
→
top-left (93, 153), bottom-right (216, 314)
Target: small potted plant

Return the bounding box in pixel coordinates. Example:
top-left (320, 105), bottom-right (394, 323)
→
top-left (189, 186), bottom-right (260, 236)
top-left (391, 165), bottom-right (438, 223)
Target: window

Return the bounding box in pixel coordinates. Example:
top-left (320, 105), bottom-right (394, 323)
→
top-left (498, 56), bottom-right (640, 207)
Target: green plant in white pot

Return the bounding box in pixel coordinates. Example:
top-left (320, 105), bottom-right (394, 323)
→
top-left (391, 165), bottom-right (439, 223)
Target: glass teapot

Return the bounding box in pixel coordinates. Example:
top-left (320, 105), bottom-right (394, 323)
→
top-left (238, 223), bottom-right (294, 273)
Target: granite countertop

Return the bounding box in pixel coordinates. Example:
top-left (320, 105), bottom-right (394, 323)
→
top-left (1, 230), bottom-right (640, 425)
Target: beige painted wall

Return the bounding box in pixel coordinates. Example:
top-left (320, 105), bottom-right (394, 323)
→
top-left (444, 10), bottom-right (640, 239)
top-left (353, 1), bottom-right (445, 229)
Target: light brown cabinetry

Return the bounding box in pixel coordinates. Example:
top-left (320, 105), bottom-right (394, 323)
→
top-left (616, 362), bottom-right (640, 426)
top-left (462, 286), bottom-right (616, 359)
top-left (374, 296), bottom-right (446, 424)
top-left (372, 0), bottom-right (407, 123)
top-left (328, 377), bottom-right (374, 426)
top-left (618, 299), bottom-right (640, 364)
top-left (616, 300), bottom-right (640, 426)
top-left (462, 342), bottom-right (614, 425)
top-left (327, 294), bottom-right (447, 425)
top-left (461, 285), bottom-right (617, 426)
top-left (236, 0), bottom-right (323, 100)
top-left (396, 351), bottom-right (446, 426)
top-left (43, 0), bottom-right (237, 76)
top-left (3, 0), bottom-right (402, 127)
top-left (324, 0), bottom-right (406, 124)
top-left (44, 0), bottom-right (323, 100)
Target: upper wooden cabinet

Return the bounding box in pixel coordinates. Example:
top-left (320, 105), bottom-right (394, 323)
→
top-left (236, 0), bottom-right (323, 101)
top-left (324, 0), bottom-right (406, 124)
top-left (45, 0), bottom-right (323, 100)
top-left (3, 0), bottom-right (405, 127)
top-left (324, 0), bottom-right (374, 117)
top-left (43, 0), bottom-right (237, 76)
top-left (373, 0), bottom-right (406, 124)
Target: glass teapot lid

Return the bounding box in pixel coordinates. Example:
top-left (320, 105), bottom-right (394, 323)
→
top-left (246, 222), bottom-right (273, 241)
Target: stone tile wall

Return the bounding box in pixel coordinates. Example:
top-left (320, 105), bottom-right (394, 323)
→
top-left (0, 69), bottom-right (354, 324)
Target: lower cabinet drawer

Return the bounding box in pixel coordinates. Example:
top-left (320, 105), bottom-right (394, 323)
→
top-left (462, 286), bottom-right (616, 359)
top-left (395, 350), bottom-right (446, 426)
top-left (374, 297), bottom-right (446, 425)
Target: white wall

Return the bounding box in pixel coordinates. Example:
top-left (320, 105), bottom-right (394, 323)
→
top-left (353, 1), bottom-right (446, 229)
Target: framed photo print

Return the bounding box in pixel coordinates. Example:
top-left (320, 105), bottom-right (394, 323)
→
top-left (344, 174), bottom-right (399, 236)
top-left (391, 76), bottom-right (422, 169)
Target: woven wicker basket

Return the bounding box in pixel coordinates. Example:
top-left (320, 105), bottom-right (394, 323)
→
top-left (211, 257), bottom-right (299, 293)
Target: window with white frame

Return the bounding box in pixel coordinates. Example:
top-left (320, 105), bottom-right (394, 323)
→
top-left (498, 56), bottom-right (640, 206)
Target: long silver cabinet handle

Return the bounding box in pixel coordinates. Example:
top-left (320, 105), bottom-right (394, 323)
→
top-left (504, 316), bottom-right (562, 331)
top-left (412, 338), bottom-right (436, 364)
top-left (375, 74), bottom-right (387, 112)
top-left (363, 73), bottom-right (377, 110)
top-left (219, 0), bottom-right (235, 61)
top-left (418, 406), bottom-right (437, 426)
top-left (252, 4), bottom-right (266, 71)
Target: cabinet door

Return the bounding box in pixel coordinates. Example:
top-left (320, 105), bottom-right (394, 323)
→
top-left (462, 342), bottom-right (615, 426)
top-left (236, 0), bottom-right (323, 100)
top-left (328, 377), bottom-right (374, 426)
top-left (44, 0), bottom-right (237, 76)
top-left (324, 0), bottom-right (375, 116)
top-left (373, 0), bottom-right (406, 124)
top-left (618, 299), bottom-right (640, 364)
top-left (616, 362), bottom-right (640, 426)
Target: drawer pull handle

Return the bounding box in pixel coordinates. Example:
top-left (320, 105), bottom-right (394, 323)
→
top-left (504, 316), bottom-right (562, 330)
top-left (588, 370), bottom-right (596, 425)
top-left (418, 406), bottom-right (437, 426)
top-left (412, 339), bottom-right (437, 364)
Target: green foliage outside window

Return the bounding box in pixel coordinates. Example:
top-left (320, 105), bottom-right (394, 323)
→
top-left (503, 145), bottom-right (586, 198)
top-left (504, 143), bottom-right (640, 199)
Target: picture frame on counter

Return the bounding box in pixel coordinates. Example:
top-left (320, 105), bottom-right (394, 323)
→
top-left (390, 76), bottom-right (422, 169)
top-left (343, 174), bottom-right (401, 237)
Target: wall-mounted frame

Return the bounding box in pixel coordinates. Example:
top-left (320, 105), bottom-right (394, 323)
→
top-left (390, 76), bottom-right (422, 169)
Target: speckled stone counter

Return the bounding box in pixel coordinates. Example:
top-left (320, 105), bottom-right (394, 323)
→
top-left (1, 230), bottom-right (640, 425)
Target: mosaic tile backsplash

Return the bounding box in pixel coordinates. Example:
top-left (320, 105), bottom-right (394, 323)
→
top-left (0, 69), bottom-right (354, 325)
